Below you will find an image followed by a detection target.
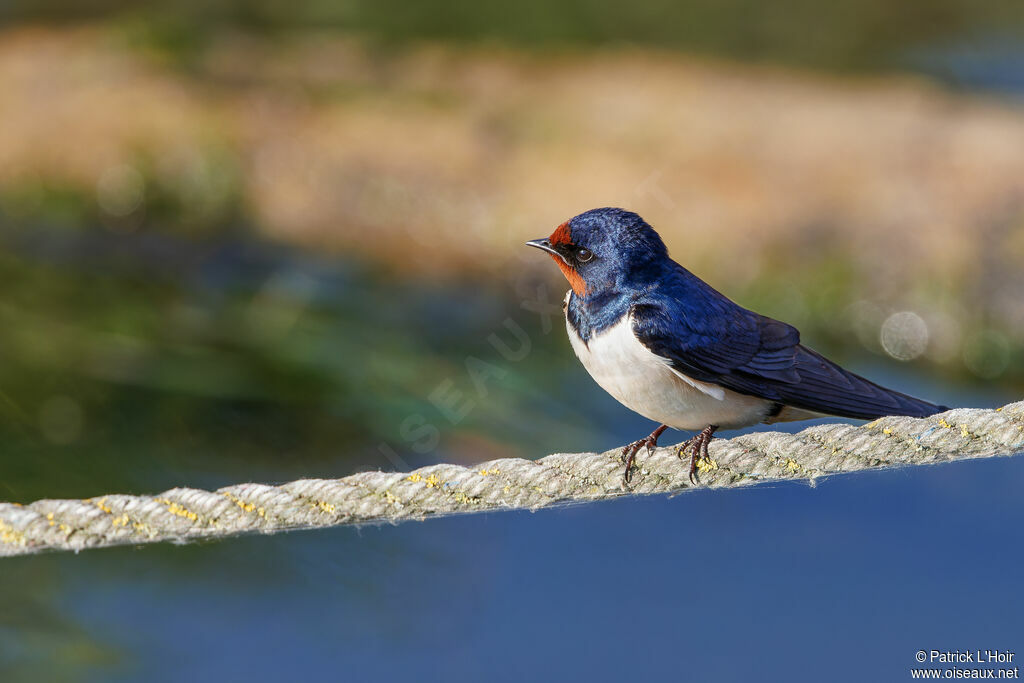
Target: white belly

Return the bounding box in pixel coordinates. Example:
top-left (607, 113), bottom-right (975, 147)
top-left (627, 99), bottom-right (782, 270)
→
top-left (567, 312), bottom-right (772, 431)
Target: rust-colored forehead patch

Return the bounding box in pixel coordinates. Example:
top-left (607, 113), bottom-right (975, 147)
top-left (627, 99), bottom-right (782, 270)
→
top-left (543, 220), bottom-right (586, 296)
top-left (548, 221), bottom-right (572, 245)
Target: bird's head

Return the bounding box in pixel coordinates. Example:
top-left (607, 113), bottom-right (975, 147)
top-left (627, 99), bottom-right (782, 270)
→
top-left (526, 207), bottom-right (668, 298)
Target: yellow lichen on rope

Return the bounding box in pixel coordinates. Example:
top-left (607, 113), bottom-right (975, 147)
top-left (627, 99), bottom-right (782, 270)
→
top-left (1, 402), bottom-right (1023, 558)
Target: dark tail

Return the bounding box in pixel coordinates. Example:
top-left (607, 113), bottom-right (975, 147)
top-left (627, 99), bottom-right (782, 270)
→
top-left (780, 345), bottom-right (948, 420)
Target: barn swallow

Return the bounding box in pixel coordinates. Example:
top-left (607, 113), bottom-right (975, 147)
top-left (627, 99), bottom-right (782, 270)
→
top-left (527, 207), bottom-right (947, 484)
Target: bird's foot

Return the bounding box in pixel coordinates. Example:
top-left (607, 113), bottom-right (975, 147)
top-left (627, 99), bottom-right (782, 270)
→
top-left (621, 424), bottom-right (668, 484)
top-left (677, 424), bottom-right (718, 484)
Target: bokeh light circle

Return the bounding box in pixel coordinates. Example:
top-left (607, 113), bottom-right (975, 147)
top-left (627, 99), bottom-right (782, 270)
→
top-left (879, 311), bottom-right (929, 361)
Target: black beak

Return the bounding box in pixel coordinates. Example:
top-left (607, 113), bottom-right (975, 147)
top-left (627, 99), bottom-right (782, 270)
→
top-left (526, 238), bottom-right (565, 261)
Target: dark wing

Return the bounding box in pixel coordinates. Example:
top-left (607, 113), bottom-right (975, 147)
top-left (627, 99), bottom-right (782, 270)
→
top-left (631, 300), bottom-right (946, 420)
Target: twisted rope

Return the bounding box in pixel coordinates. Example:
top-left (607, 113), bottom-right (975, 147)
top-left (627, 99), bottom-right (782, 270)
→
top-left (2, 402), bottom-right (1022, 557)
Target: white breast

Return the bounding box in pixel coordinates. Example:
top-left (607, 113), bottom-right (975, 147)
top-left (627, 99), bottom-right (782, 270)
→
top-left (567, 310), bottom-right (772, 431)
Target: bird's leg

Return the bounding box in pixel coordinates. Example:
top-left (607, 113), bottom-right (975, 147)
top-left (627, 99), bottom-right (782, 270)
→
top-left (621, 424), bottom-right (668, 483)
top-left (677, 424), bottom-right (718, 484)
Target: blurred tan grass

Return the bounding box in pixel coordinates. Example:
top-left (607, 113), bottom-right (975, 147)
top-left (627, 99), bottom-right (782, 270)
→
top-left (1, 26), bottom-right (1022, 325)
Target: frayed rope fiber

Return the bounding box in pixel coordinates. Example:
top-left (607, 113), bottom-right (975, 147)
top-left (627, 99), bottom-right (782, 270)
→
top-left (2, 403), bottom-right (1023, 557)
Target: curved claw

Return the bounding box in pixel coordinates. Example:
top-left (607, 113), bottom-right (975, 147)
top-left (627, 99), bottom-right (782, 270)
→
top-left (677, 424), bottom-right (718, 485)
top-left (621, 425), bottom-right (669, 484)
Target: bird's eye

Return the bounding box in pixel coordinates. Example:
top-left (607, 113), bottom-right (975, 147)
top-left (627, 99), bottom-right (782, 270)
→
top-left (577, 247), bottom-right (594, 263)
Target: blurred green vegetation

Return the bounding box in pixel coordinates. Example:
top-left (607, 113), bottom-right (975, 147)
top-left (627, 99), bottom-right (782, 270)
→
top-left (0, 561), bottom-right (123, 682)
top-left (4, 0), bottom-right (1024, 72)
top-left (0, 147), bottom-right (245, 238)
top-left (0, 223), bottom-right (603, 503)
